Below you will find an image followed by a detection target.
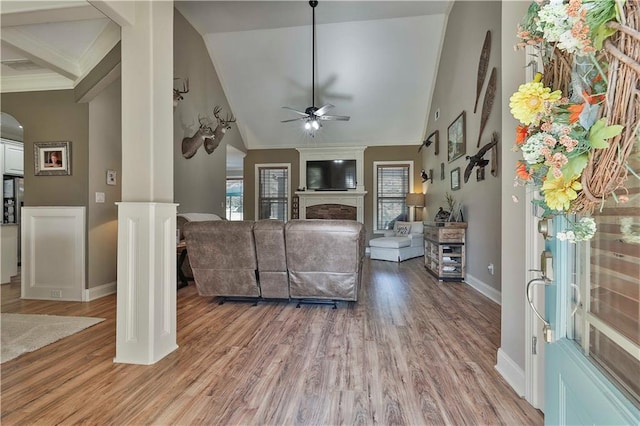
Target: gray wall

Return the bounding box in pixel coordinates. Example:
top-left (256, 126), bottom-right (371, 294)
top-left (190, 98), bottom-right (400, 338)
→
top-left (173, 9), bottom-right (247, 216)
top-left (2, 91), bottom-right (89, 207)
top-left (88, 78), bottom-right (121, 289)
top-left (244, 145), bottom-right (422, 243)
top-left (422, 0), bottom-right (502, 293)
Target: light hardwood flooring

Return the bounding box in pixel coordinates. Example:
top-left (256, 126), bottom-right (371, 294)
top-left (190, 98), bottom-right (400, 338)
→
top-left (1, 258), bottom-right (543, 425)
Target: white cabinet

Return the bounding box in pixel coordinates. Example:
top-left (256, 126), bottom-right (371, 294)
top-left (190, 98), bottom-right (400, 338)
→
top-left (2, 140), bottom-right (24, 176)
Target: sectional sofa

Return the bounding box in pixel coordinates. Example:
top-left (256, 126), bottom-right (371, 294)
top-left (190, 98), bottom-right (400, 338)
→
top-left (182, 219), bottom-right (365, 305)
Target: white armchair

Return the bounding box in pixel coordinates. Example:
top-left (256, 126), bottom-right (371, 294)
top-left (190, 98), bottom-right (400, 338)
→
top-left (369, 221), bottom-right (424, 262)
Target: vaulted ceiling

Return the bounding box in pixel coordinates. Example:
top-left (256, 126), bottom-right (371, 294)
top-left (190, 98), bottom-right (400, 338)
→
top-left (1, 1), bottom-right (452, 150)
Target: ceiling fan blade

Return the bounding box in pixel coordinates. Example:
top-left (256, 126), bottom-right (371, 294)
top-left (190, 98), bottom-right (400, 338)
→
top-left (281, 117), bottom-right (307, 123)
top-left (282, 106), bottom-right (309, 116)
top-left (319, 115), bottom-right (350, 121)
top-left (314, 104), bottom-right (334, 116)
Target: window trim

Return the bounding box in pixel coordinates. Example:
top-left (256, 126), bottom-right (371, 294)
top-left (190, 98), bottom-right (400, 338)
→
top-left (574, 216), bottom-right (640, 403)
top-left (254, 163), bottom-right (291, 222)
top-left (372, 160), bottom-right (414, 234)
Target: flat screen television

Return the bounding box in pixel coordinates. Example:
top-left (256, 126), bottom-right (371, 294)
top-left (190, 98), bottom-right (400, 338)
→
top-left (306, 160), bottom-right (357, 190)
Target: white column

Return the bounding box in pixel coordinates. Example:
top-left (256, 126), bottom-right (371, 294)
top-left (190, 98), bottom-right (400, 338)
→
top-left (114, 1), bottom-right (177, 365)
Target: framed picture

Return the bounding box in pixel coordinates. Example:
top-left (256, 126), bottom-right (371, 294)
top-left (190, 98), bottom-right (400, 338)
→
top-left (451, 167), bottom-right (461, 191)
top-left (477, 167), bottom-right (485, 182)
top-left (426, 130), bottom-right (439, 156)
top-left (447, 111), bottom-right (466, 162)
top-left (34, 141), bottom-right (71, 176)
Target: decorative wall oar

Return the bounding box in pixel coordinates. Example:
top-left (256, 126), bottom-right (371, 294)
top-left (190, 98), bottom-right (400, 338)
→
top-left (474, 31), bottom-right (491, 114)
top-left (477, 67), bottom-right (497, 148)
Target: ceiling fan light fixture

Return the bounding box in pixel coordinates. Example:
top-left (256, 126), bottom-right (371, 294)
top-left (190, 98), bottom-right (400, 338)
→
top-left (281, 0), bottom-right (350, 131)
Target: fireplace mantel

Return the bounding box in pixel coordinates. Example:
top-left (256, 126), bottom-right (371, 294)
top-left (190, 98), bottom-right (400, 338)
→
top-left (296, 190), bottom-right (367, 223)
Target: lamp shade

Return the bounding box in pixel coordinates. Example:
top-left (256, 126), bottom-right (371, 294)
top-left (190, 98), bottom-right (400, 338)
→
top-left (405, 192), bottom-right (425, 207)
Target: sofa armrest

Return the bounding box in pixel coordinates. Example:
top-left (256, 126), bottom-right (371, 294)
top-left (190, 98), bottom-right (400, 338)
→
top-left (408, 233), bottom-right (424, 247)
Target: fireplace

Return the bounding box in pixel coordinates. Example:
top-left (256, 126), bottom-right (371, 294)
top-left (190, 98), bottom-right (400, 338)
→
top-left (306, 204), bottom-right (357, 220)
top-left (296, 191), bottom-right (366, 223)
top-left (296, 146), bottom-right (368, 223)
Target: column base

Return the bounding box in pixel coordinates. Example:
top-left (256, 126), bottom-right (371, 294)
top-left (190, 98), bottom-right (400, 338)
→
top-left (114, 202), bottom-right (178, 365)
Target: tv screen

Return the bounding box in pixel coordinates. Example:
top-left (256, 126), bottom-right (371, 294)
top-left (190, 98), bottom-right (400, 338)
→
top-left (306, 160), bottom-right (356, 190)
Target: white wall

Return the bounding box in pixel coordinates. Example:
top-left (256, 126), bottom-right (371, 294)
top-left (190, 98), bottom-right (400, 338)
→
top-left (88, 78), bottom-right (121, 290)
top-left (422, 0), bottom-right (502, 298)
top-left (498, 0), bottom-right (530, 393)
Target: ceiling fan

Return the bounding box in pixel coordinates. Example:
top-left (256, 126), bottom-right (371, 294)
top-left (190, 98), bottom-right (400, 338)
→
top-left (281, 0), bottom-right (350, 134)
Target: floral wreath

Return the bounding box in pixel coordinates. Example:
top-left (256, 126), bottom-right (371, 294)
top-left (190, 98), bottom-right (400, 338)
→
top-left (510, 0), bottom-right (639, 242)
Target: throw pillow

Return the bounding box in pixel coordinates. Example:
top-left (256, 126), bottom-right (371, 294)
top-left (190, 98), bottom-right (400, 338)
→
top-left (394, 221), bottom-right (411, 236)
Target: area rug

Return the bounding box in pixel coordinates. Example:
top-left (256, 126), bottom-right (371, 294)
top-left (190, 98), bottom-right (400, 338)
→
top-left (1, 313), bottom-right (105, 363)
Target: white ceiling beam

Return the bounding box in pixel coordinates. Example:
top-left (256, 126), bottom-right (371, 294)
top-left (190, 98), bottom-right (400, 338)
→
top-left (1, 27), bottom-right (80, 80)
top-left (88, 0), bottom-right (134, 27)
top-left (0, 3), bottom-right (105, 27)
top-left (0, 73), bottom-right (74, 93)
top-left (77, 20), bottom-right (120, 78)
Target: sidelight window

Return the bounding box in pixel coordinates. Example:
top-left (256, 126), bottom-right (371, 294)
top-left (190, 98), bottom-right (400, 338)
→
top-left (571, 159), bottom-right (640, 404)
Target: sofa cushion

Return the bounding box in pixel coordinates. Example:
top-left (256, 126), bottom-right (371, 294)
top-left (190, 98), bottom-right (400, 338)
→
top-left (410, 221), bottom-right (424, 234)
top-left (369, 236), bottom-right (412, 249)
top-left (394, 221), bottom-right (412, 236)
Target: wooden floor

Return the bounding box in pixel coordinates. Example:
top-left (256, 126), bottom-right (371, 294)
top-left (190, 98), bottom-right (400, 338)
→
top-left (1, 258), bottom-right (543, 425)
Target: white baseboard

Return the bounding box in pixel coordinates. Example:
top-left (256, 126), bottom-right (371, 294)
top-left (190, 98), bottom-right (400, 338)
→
top-left (84, 281), bottom-right (117, 301)
top-left (464, 273), bottom-right (501, 305)
top-left (496, 348), bottom-right (525, 397)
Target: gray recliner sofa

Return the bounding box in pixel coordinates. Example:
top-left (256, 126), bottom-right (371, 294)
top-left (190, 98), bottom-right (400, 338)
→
top-left (183, 220), bottom-right (261, 298)
top-left (285, 219), bottom-right (365, 302)
top-left (182, 219), bottom-right (365, 303)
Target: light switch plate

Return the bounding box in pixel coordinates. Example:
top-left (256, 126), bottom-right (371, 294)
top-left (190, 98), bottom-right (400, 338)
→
top-left (106, 169), bottom-right (117, 185)
top-left (95, 192), bottom-right (105, 203)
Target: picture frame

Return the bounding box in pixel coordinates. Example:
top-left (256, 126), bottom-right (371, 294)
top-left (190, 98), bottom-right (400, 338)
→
top-left (451, 167), bottom-right (461, 191)
top-left (34, 141), bottom-right (71, 176)
top-left (447, 111), bottom-right (466, 162)
top-left (477, 167), bottom-right (485, 182)
top-left (426, 130), bottom-right (439, 156)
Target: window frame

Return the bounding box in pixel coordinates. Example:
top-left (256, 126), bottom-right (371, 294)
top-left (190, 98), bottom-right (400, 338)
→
top-left (372, 160), bottom-right (414, 234)
top-left (572, 215), bottom-right (640, 404)
top-left (254, 163), bottom-right (291, 222)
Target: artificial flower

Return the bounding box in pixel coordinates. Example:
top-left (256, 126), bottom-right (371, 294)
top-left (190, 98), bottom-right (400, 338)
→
top-left (542, 174), bottom-right (582, 211)
top-left (509, 74), bottom-right (562, 125)
top-left (521, 132), bottom-right (549, 164)
top-left (516, 161), bottom-right (532, 180)
top-left (516, 125), bottom-right (529, 145)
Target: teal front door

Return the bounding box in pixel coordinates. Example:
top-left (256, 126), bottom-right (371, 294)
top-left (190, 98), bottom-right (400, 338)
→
top-left (542, 215), bottom-right (640, 425)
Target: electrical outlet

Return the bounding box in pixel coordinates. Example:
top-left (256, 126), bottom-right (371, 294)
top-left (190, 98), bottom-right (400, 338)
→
top-left (51, 290), bottom-right (62, 298)
top-left (488, 263), bottom-right (495, 275)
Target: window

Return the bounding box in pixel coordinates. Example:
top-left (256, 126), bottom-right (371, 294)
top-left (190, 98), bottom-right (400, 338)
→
top-left (225, 179), bottom-right (243, 220)
top-left (256, 164), bottom-right (290, 221)
top-left (373, 161), bottom-right (413, 232)
top-left (572, 165), bottom-right (640, 404)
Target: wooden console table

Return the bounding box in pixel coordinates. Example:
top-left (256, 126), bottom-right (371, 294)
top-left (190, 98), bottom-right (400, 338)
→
top-left (424, 222), bottom-right (467, 282)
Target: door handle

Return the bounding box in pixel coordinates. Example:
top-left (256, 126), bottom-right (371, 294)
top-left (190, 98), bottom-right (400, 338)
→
top-left (540, 250), bottom-right (553, 281)
top-left (526, 277), bottom-right (551, 327)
